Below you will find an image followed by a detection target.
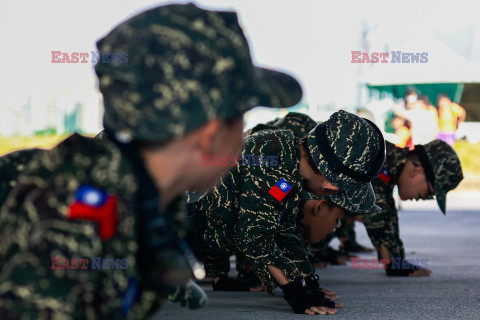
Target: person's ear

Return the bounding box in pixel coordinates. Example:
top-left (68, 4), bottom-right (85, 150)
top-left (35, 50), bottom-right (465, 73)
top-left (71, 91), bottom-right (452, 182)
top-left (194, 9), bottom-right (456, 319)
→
top-left (319, 178), bottom-right (340, 191)
top-left (197, 120), bottom-right (222, 154)
top-left (313, 199), bottom-right (327, 217)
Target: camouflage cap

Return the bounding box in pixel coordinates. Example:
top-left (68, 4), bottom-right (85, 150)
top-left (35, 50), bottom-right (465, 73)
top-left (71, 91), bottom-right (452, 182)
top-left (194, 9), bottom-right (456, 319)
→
top-left (268, 112), bottom-right (317, 137)
top-left (95, 3), bottom-right (302, 142)
top-left (245, 111), bottom-right (316, 137)
top-left (307, 110), bottom-right (386, 211)
top-left (301, 191), bottom-right (381, 215)
top-left (415, 140), bottom-right (463, 214)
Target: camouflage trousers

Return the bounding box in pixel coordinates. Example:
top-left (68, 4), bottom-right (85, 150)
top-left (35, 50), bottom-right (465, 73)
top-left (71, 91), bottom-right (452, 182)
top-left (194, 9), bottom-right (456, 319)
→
top-left (310, 212), bottom-right (405, 260)
top-left (202, 251), bottom-right (250, 278)
top-left (361, 209), bottom-right (405, 259)
top-left (184, 205), bottom-right (233, 278)
top-left (360, 182), bottom-right (405, 259)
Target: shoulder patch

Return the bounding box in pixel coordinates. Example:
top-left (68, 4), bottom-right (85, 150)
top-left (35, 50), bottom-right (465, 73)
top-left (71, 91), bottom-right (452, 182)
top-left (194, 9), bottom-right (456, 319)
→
top-left (269, 178), bottom-right (293, 202)
top-left (379, 169), bottom-right (391, 184)
top-left (67, 184), bottom-right (118, 241)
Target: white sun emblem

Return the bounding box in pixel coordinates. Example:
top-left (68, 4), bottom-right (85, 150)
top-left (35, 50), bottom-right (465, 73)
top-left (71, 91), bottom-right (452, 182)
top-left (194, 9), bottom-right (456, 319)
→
top-left (84, 191), bottom-right (101, 206)
top-left (280, 182), bottom-right (288, 190)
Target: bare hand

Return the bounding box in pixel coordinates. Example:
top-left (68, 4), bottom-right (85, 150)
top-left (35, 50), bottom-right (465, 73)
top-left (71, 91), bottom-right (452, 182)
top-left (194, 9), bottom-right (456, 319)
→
top-left (322, 288), bottom-right (339, 300)
top-left (409, 267), bottom-right (432, 277)
top-left (305, 303), bottom-right (343, 315)
top-left (249, 284), bottom-right (266, 291)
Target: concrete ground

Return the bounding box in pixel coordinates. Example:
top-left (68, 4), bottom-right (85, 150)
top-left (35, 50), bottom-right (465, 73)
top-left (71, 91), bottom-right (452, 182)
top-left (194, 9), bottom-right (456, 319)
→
top-left (154, 193), bottom-right (480, 319)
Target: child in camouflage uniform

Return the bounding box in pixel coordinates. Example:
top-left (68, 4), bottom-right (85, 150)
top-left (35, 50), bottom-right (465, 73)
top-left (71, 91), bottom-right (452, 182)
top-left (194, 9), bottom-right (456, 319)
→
top-left (251, 113), bottom-right (464, 278)
top-left (361, 139), bottom-right (463, 276)
top-left (189, 110), bottom-right (386, 314)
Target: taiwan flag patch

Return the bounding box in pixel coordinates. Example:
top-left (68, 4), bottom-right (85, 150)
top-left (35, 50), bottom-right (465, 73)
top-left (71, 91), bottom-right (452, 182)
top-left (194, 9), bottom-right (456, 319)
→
top-left (67, 185), bottom-right (118, 241)
top-left (378, 169), bottom-right (391, 184)
top-left (269, 178), bottom-right (293, 202)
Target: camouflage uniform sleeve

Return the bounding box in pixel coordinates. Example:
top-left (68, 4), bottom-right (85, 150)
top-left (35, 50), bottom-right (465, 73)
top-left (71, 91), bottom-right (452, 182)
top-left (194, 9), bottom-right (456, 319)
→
top-left (275, 216), bottom-right (313, 277)
top-left (361, 180), bottom-right (405, 259)
top-left (0, 148), bottom-right (43, 205)
top-left (0, 181), bottom-right (104, 320)
top-left (235, 175), bottom-right (301, 293)
top-left (0, 136), bottom-right (142, 320)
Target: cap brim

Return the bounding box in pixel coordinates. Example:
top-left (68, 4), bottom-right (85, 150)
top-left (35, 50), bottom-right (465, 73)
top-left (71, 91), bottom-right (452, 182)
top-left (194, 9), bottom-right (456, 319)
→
top-left (434, 186), bottom-right (447, 215)
top-left (344, 182), bottom-right (378, 212)
top-left (237, 66), bottom-right (303, 114)
top-left (329, 191), bottom-right (380, 215)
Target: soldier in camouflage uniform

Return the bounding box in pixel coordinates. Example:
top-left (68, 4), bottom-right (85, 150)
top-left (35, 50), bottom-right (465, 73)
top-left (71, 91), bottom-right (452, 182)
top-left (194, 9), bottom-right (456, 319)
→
top-left (203, 112), bottom-right (320, 290)
top-left (0, 3), bottom-right (302, 319)
top-left (248, 113), bottom-right (369, 267)
top-left (247, 113), bottom-right (463, 275)
top-left (361, 139), bottom-right (463, 276)
top-left (189, 110), bottom-right (385, 314)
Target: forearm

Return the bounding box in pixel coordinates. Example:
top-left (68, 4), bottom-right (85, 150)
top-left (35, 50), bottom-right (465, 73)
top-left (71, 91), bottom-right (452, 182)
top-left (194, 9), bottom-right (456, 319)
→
top-left (379, 244), bottom-right (392, 264)
top-left (239, 237), bottom-right (301, 293)
top-left (267, 265), bottom-right (289, 285)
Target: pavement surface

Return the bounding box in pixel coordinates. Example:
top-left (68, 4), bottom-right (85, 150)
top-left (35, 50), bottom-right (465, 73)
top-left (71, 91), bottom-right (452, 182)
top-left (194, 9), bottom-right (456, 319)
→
top-left (154, 195), bottom-right (480, 320)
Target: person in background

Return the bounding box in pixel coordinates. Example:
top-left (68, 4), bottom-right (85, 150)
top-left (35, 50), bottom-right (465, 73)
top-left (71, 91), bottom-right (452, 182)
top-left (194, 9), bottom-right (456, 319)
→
top-left (404, 88), bottom-right (418, 110)
top-left (418, 95), bottom-right (439, 121)
top-left (392, 91), bottom-right (437, 145)
top-left (436, 93), bottom-right (466, 145)
top-left (391, 116), bottom-right (412, 149)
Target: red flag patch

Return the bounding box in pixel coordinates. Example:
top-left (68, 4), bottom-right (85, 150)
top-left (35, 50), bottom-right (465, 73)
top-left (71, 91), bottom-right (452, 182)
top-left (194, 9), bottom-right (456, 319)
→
top-left (67, 185), bottom-right (118, 241)
top-left (378, 169), bottom-right (391, 184)
top-left (269, 178), bottom-right (293, 202)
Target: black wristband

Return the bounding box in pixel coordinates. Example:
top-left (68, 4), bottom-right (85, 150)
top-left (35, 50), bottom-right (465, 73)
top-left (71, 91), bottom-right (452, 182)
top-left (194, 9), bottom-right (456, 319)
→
top-left (304, 274), bottom-right (320, 289)
top-left (304, 274), bottom-right (326, 300)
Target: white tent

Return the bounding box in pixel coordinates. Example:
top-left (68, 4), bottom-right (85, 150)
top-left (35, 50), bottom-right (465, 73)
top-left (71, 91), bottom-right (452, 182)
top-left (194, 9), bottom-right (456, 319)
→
top-left (360, 33), bottom-right (480, 85)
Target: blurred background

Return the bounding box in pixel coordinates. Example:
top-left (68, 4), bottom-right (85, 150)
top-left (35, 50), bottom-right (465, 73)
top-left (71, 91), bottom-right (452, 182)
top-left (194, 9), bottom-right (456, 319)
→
top-left (1, 0), bottom-right (479, 192)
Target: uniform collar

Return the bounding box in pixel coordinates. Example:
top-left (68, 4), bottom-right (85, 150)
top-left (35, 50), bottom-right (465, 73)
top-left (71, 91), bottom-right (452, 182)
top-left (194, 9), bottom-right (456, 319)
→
top-left (384, 141), bottom-right (410, 184)
top-left (103, 129), bottom-right (162, 209)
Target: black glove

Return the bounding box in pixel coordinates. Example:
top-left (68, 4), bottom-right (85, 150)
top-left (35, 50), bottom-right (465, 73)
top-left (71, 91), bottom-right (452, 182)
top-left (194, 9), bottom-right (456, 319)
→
top-left (212, 275), bottom-right (251, 291)
top-left (304, 274), bottom-right (326, 300)
top-left (385, 259), bottom-right (420, 276)
top-left (280, 277), bottom-right (335, 314)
